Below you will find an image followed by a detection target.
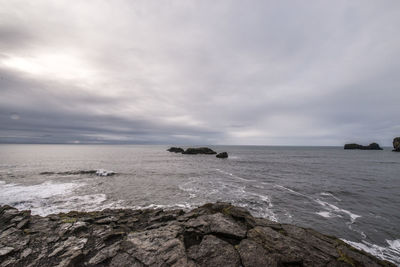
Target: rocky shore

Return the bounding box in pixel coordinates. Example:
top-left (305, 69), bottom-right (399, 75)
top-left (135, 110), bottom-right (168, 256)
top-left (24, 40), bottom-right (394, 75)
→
top-left (0, 203), bottom-right (394, 267)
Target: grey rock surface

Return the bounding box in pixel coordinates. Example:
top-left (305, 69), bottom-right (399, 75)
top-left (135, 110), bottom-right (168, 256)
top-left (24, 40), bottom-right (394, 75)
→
top-left (182, 147), bottom-right (217, 155)
top-left (344, 143), bottom-right (383, 150)
top-left (393, 137), bottom-right (400, 152)
top-left (0, 203), bottom-right (394, 266)
top-left (216, 152), bottom-right (228, 158)
top-left (167, 147), bottom-right (185, 153)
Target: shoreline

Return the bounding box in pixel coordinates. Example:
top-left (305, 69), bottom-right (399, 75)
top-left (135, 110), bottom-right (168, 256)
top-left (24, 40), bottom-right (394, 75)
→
top-left (0, 202), bottom-right (395, 266)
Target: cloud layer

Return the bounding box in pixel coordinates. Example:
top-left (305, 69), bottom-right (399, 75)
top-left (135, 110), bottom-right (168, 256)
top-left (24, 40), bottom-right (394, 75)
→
top-left (1, 1), bottom-right (399, 145)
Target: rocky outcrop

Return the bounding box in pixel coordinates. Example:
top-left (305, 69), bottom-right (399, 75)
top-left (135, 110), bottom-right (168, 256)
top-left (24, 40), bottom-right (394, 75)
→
top-left (40, 170), bottom-right (116, 176)
top-left (167, 147), bottom-right (185, 153)
top-left (393, 137), bottom-right (400, 152)
top-left (344, 143), bottom-right (383, 150)
top-left (182, 147), bottom-right (217, 155)
top-left (0, 203), bottom-right (394, 267)
top-left (216, 152), bottom-right (228, 158)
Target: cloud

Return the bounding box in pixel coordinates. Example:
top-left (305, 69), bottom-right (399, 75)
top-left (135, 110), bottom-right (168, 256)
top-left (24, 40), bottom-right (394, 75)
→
top-left (0, 0), bottom-right (399, 145)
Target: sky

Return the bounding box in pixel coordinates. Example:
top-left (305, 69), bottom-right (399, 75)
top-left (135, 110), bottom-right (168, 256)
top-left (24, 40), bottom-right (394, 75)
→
top-left (0, 1), bottom-right (399, 146)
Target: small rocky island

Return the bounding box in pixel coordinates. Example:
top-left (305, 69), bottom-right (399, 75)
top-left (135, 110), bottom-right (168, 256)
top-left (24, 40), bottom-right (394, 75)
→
top-left (167, 147), bottom-right (229, 158)
top-left (0, 203), bottom-right (393, 266)
top-left (344, 143), bottom-right (383, 150)
top-left (167, 147), bottom-right (185, 153)
top-left (393, 137), bottom-right (400, 152)
top-left (216, 152), bottom-right (228, 158)
top-left (182, 147), bottom-right (217, 155)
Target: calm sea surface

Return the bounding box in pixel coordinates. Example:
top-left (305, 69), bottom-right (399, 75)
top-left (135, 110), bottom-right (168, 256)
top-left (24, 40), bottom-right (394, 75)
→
top-left (0, 145), bottom-right (399, 264)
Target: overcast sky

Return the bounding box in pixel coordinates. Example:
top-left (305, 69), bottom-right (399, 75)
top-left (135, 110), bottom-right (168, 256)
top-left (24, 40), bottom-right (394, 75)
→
top-left (1, 1), bottom-right (399, 145)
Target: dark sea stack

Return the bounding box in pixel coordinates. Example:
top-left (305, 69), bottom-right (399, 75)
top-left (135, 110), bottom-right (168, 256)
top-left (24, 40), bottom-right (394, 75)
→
top-left (167, 147), bottom-right (184, 153)
top-left (182, 147), bottom-right (217, 155)
top-left (368, 143), bottom-right (383, 150)
top-left (393, 137), bottom-right (400, 152)
top-left (344, 143), bottom-right (383, 150)
top-left (216, 152), bottom-right (228, 158)
top-left (0, 203), bottom-right (394, 266)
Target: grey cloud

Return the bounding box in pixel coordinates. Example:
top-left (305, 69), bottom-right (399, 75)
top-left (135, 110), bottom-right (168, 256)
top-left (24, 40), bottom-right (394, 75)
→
top-left (0, 1), bottom-right (399, 145)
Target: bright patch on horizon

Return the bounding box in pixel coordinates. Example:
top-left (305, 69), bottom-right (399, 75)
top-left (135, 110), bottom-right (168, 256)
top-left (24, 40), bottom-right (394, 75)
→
top-left (1, 54), bottom-right (94, 82)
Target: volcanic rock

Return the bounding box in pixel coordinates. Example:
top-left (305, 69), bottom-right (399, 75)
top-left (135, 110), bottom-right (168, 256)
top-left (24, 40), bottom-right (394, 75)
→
top-left (344, 143), bottom-right (383, 150)
top-left (393, 137), bottom-right (400, 152)
top-left (216, 152), bottom-right (228, 158)
top-left (167, 147), bottom-right (185, 153)
top-left (0, 203), bottom-right (394, 266)
top-left (182, 147), bottom-right (217, 155)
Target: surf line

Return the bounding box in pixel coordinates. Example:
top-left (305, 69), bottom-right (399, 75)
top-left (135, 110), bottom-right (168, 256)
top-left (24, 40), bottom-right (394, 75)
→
top-left (274, 184), bottom-right (361, 223)
top-left (215, 169), bottom-right (256, 182)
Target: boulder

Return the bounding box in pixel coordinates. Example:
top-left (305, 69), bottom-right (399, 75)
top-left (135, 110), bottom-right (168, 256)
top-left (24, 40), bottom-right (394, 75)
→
top-left (167, 147), bottom-right (184, 153)
top-left (393, 137), bottom-right (400, 152)
top-left (216, 152), bottom-right (228, 158)
top-left (182, 147), bottom-right (217, 155)
top-left (344, 143), bottom-right (383, 150)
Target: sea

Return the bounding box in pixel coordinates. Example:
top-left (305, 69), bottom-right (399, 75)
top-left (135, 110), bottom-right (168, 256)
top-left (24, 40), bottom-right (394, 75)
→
top-left (0, 144), bottom-right (399, 265)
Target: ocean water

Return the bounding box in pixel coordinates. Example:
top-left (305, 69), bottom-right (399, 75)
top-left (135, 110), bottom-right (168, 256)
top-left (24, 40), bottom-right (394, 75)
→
top-left (0, 144), bottom-right (399, 265)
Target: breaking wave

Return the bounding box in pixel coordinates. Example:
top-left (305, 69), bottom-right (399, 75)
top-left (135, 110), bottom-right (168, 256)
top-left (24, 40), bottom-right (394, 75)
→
top-left (342, 239), bottom-right (400, 265)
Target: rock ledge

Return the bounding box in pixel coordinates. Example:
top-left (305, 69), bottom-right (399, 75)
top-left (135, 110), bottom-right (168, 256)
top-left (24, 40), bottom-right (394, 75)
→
top-left (0, 203), bottom-right (394, 266)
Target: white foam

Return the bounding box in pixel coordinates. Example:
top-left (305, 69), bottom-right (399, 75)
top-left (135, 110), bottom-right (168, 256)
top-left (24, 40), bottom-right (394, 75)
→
top-left (248, 192), bottom-right (273, 208)
top-left (131, 202), bottom-right (195, 211)
top-left (0, 180), bottom-right (111, 216)
top-left (0, 180), bottom-right (5, 185)
top-left (96, 169), bottom-right (115, 176)
top-left (274, 184), bottom-right (360, 224)
top-left (387, 239), bottom-right (400, 252)
top-left (342, 239), bottom-right (400, 265)
top-left (316, 211), bottom-right (333, 218)
top-left (274, 184), bottom-right (311, 199)
top-left (320, 192), bottom-right (341, 201)
top-left (315, 199), bottom-right (361, 223)
top-left (215, 169), bottom-right (255, 182)
top-left (0, 181), bottom-right (81, 207)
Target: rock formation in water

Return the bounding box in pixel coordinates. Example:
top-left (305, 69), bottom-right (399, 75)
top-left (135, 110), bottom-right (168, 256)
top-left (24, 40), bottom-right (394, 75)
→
top-left (40, 170), bottom-right (116, 176)
top-left (344, 143), bottom-right (383, 150)
top-left (393, 137), bottom-right (400, 152)
top-left (216, 152), bottom-right (228, 158)
top-left (182, 147), bottom-right (217, 155)
top-left (0, 203), bottom-right (394, 266)
top-left (167, 147), bottom-right (185, 153)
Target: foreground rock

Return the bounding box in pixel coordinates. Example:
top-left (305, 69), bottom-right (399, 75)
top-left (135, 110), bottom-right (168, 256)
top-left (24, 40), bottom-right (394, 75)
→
top-left (167, 147), bottom-right (185, 153)
top-left (0, 203), bottom-right (394, 267)
top-left (182, 147), bottom-right (217, 155)
top-left (216, 152), bottom-right (228, 158)
top-left (344, 143), bottom-right (383, 150)
top-left (393, 137), bottom-right (400, 152)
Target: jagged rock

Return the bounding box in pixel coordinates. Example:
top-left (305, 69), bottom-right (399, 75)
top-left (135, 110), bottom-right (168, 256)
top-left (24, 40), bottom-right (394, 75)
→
top-left (0, 247), bottom-right (14, 257)
top-left (344, 143), bottom-right (383, 150)
top-left (187, 235), bottom-right (240, 266)
top-left (167, 147), bottom-right (184, 153)
top-left (0, 203), bottom-right (395, 267)
top-left (216, 152), bottom-right (228, 158)
top-left (182, 147), bottom-right (217, 155)
top-left (393, 137), bottom-right (400, 152)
